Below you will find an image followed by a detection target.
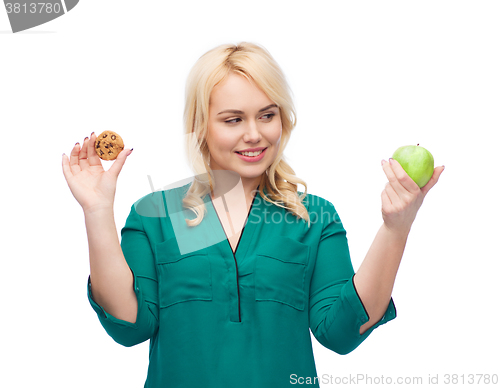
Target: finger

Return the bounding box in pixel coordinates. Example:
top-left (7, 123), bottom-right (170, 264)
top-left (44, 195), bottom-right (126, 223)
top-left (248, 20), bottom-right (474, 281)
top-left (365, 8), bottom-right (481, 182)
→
top-left (381, 186), bottom-right (391, 206)
top-left (108, 148), bottom-right (132, 179)
top-left (62, 153), bottom-right (73, 181)
top-left (383, 181), bottom-right (399, 205)
top-left (78, 136), bottom-right (90, 170)
top-left (381, 159), bottom-right (405, 200)
top-left (387, 158), bottom-right (420, 195)
top-left (87, 132), bottom-right (102, 167)
top-left (421, 166), bottom-right (445, 197)
top-left (69, 142), bottom-right (82, 175)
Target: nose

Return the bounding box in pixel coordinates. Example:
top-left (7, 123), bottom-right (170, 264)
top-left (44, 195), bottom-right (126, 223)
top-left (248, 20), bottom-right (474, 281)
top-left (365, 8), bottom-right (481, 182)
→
top-left (242, 119), bottom-right (262, 143)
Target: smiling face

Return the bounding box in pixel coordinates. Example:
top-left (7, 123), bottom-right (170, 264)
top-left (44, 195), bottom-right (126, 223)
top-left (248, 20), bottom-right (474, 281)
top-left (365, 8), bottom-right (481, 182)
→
top-left (206, 72), bottom-right (282, 190)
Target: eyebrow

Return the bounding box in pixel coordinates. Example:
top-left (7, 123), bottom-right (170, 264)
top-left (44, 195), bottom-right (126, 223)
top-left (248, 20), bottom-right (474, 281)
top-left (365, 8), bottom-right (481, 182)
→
top-left (217, 104), bottom-right (278, 115)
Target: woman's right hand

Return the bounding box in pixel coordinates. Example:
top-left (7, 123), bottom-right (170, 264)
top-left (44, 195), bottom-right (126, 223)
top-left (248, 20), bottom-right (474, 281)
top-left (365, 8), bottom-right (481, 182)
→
top-left (62, 132), bottom-right (133, 213)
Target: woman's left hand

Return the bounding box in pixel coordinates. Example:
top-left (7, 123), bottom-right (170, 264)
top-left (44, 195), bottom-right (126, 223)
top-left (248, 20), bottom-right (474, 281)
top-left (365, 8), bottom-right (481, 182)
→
top-left (381, 158), bottom-right (445, 237)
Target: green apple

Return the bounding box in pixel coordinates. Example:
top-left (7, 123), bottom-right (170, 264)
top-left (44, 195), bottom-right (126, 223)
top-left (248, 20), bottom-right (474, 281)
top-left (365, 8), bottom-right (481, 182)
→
top-left (391, 144), bottom-right (434, 188)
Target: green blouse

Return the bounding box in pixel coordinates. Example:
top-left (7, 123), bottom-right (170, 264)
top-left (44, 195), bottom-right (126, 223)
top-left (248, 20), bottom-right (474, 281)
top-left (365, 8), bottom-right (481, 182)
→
top-left (87, 183), bottom-right (396, 387)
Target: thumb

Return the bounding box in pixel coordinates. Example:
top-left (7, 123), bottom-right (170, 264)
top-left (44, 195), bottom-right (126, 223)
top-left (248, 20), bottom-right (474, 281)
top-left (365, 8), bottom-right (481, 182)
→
top-left (420, 165), bottom-right (444, 197)
top-left (108, 148), bottom-right (133, 179)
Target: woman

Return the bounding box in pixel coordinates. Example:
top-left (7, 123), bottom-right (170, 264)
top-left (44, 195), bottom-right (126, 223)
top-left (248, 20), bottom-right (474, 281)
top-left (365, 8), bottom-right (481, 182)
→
top-left (62, 42), bottom-right (444, 387)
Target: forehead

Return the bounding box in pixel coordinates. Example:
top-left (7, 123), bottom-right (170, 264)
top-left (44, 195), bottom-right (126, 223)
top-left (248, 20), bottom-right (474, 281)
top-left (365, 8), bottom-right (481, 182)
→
top-left (209, 73), bottom-right (273, 110)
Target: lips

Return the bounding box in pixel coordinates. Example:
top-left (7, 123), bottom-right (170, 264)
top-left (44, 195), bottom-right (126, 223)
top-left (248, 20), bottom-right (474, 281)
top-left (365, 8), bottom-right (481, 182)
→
top-left (235, 147), bottom-right (267, 154)
top-left (234, 147), bottom-right (267, 162)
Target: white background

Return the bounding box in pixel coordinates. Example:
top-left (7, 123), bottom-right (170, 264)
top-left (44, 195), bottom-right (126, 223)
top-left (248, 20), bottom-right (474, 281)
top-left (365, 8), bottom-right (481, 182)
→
top-left (1, 1), bottom-right (499, 387)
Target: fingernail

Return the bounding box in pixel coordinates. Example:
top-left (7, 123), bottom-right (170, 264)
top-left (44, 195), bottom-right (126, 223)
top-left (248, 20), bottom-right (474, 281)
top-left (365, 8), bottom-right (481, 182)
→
top-left (84, 137), bottom-right (89, 141)
top-left (75, 142), bottom-right (79, 145)
top-left (91, 132), bottom-right (95, 136)
top-left (442, 165), bottom-right (445, 169)
top-left (381, 159), bottom-right (386, 165)
top-left (389, 158), bottom-right (393, 165)
top-left (127, 148), bottom-right (134, 156)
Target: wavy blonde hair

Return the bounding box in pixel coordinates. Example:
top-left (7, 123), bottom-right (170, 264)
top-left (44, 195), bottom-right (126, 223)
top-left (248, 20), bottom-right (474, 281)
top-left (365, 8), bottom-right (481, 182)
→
top-left (182, 41), bottom-right (310, 228)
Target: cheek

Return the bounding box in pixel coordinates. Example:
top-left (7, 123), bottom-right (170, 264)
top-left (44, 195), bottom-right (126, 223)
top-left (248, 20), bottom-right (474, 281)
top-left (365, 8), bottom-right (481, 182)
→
top-left (271, 123), bottom-right (282, 144)
top-left (210, 129), bottom-right (236, 152)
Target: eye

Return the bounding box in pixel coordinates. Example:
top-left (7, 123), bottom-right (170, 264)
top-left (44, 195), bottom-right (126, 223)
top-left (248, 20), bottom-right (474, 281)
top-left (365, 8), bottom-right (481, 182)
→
top-left (224, 113), bottom-right (275, 124)
top-left (225, 118), bottom-right (241, 124)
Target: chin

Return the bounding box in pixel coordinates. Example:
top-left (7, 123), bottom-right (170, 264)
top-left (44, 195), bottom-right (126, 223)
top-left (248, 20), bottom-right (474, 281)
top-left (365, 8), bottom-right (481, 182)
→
top-left (236, 169), bottom-right (266, 179)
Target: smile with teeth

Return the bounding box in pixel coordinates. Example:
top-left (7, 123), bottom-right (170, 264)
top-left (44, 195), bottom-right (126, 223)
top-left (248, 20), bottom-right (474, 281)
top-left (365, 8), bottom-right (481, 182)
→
top-left (236, 149), bottom-right (265, 157)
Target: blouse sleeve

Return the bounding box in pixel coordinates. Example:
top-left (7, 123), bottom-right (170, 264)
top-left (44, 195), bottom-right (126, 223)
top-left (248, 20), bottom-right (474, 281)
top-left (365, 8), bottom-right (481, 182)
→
top-left (87, 203), bottom-right (159, 347)
top-left (308, 198), bottom-right (396, 355)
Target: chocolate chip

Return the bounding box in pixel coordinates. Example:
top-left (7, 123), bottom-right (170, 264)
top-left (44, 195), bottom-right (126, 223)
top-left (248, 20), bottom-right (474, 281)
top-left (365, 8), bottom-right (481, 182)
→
top-left (96, 141), bottom-right (100, 148)
top-left (105, 144), bottom-right (109, 149)
top-left (111, 135), bottom-right (116, 140)
top-left (99, 150), bottom-right (104, 156)
top-left (103, 134), bottom-right (107, 138)
top-left (108, 150), bottom-right (113, 154)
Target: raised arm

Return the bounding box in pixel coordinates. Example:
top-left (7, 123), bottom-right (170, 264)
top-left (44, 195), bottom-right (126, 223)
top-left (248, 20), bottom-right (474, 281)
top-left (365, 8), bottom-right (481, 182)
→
top-left (354, 158), bottom-right (444, 334)
top-left (62, 133), bottom-right (158, 347)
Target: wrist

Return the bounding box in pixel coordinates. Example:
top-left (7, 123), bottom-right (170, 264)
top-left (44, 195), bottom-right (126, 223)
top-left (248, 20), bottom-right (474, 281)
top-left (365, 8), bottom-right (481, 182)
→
top-left (83, 203), bottom-right (114, 217)
top-left (382, 222), bottom-right (411, 241)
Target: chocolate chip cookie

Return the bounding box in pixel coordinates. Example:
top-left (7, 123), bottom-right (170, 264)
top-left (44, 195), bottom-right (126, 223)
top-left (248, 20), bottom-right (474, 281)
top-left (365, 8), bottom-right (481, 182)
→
top-left (94, 131), bottom-right (124, 160)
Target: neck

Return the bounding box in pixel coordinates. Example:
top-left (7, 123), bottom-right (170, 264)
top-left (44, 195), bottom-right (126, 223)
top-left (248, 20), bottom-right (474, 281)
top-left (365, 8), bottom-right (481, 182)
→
top-left (210, 174), bottom-right (262, 203)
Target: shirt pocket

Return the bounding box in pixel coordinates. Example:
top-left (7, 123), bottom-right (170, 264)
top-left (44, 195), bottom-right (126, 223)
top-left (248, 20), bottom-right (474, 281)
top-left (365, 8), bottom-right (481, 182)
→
top-left (254, 236), bottom-right (309, 311)
top-left (154, 237), bottom-right (212, 308)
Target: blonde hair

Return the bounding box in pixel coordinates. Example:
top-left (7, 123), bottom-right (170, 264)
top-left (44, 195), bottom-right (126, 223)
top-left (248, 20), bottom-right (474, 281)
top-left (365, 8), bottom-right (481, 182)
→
top-left (182, 41), bottom-right (310, 228)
